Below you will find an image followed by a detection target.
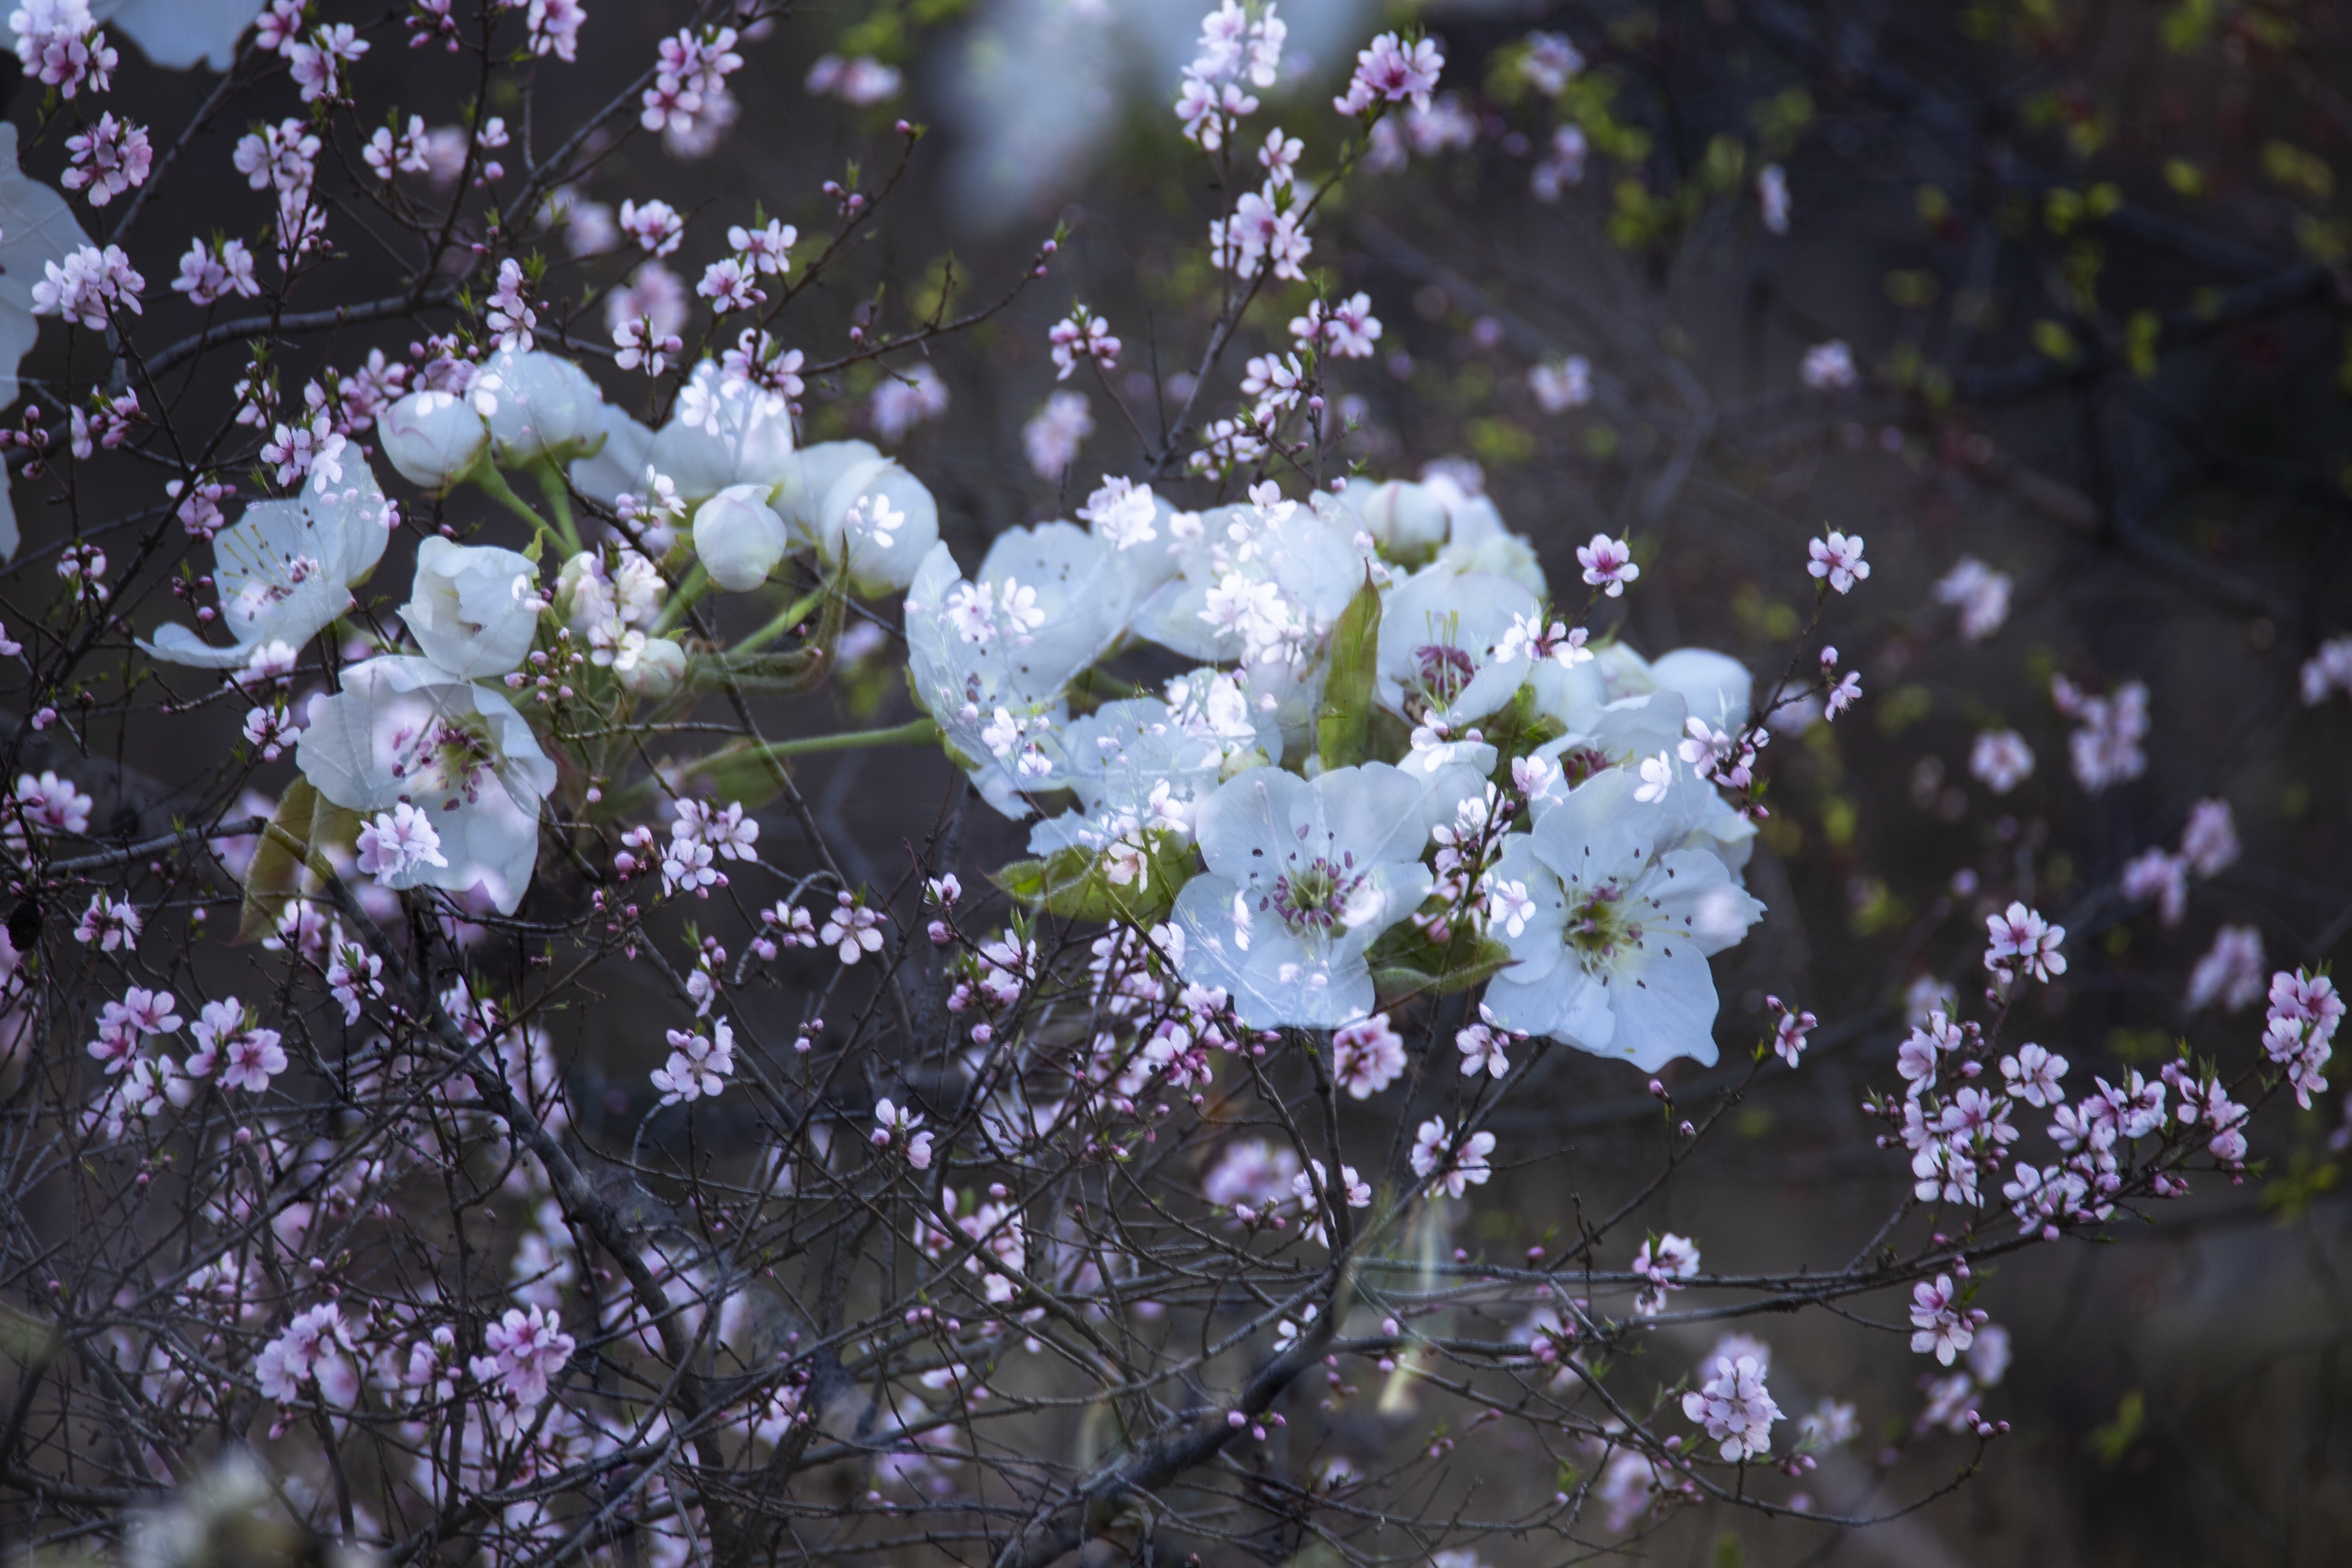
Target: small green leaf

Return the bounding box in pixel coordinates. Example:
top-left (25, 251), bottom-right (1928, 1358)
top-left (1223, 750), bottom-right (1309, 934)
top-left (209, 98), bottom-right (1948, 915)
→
top-left (1479, 684), bottom-right (1565, 776)
top-left (2088, 1389), bottom-right (2145, 1467)
top-left (989, 837), bottom-right (1197, 926)
top-left (1317, 569), bottom-right (1382, 772)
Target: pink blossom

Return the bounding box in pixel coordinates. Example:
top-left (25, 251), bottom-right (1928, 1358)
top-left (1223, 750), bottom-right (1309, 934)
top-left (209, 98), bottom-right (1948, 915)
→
top-left (1576, 533), bottom-right (1638, 597)
top-left (527, 0), bottom-right (585, 61)
top-left (1049, 307), bottom-right (1121, 382)
top-left (12, 0), bottom-right (115, 98)
top-left (2121, 848), bottom-right (2187, 928)
top-left (1807, 531), bottom-right (1870, 594)
top-left (1801, 340), bottom-right (1858, 389)
top-left (484, 1305), bottom-right (574, 1405)
top-left (619, 198), bottom-right (683, 256)
top-left (1908, 1274), bottom-right (1985, 1365)
top-left (1998, 1043), bottom-right (2067, 1108)
top-left (1632, 1232), bottom-right (1699, 1315)
top-left (696, 257), bottom-right (763, 313)
top-left (14, 769), bottom-right (93, 835)
top-left (1934, 557), bottom-right (2012, 642)
top-left (172, 237), bottom-right (260, 308)
top-left (819, 892), bottom-right (885, 965)
top-left (357, 804), bottom-right (449, 881)
top-left (651, 1020), bottom-right (736, 1106)
top-left (1767, 995), bottom-right (1816, 1067)
top-left (1331, 1014), bottom-right (1406, 1098)
top-left (1969, 729), bottom-right (2034, 794)
top-left (2179, 798), bottom-right (2239, 878)
top-left (2187, 924), bottom-right (2265, 1012)
top-left (74, 892), bottom-right (139, 951)
top-left (2300, 634), bottom-right (2352, 706)
top-left (60, 113), bottom-right (150, 205)
top-left (31, 244), bottom-right (144, 329)
top-left (1682, 1352), bottom-right (1782, 1461)
top-left (1983, 902), bottom-right (2064, 983)
top-left (1333, 31), bottom-right (1444, 116)
top-left (254, 1302), bottom-right (361, 1406)
top-left (1410, 1116), bottom-right (1495, 1198)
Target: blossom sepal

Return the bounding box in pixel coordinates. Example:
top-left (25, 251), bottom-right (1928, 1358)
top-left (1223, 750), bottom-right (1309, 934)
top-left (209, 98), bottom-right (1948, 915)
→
top-left (1315, 569), bottom-right (1383, 770)
top-left (232, 777), bottom-right (361, 945)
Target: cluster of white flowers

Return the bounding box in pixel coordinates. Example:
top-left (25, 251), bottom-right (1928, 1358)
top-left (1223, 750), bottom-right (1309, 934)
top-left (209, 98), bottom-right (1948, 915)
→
top-left (897, 461), bottom-right (1772, 1077)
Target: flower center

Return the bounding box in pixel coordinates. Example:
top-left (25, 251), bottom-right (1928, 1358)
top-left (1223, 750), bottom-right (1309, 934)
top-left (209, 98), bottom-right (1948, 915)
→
top-left (1556, 745), bottom-right (1612, 788)
top-left (391, 719), bottom-right (498, 806)
top-left (1566, 881), bottom-right (1642, 964)
top-left (1413, 643), bottom-right (1475, 710)
top-left (1267, 853), bottom-right (1365, 933)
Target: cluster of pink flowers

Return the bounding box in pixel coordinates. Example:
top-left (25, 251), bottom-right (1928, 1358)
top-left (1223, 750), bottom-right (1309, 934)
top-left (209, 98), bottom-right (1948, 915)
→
top-left (2122, 797), bottom-right (2239, 928)
top-left (1333, 31), bottom-right (1445, 117)
top-left (640, 23), bottom-right (742, 137)
top-left (1632, 1232), bottom-right (1700, 1316)
top-left (2051, 674), bottom-right (2150, 794)
top-left (11, 0), bottom-right (115, 98)
top-left (659, 797), bottom-right (760, 897)
top-left (1050, 307), bottom-right (1121, 382)
top-left (30, 243), bottom-right (144, 329)
top-left (60, 112), bottom-right (150, 205)
top-left (1174, 0), bottom-right (1284, 151)
top-left (1682, 1351), bottom-right (1781, 1461)
top-left (652, 1020), bottom-right (736, 1106)
top-left (2263, 967), bottom-right (2341, 1108)
top-left (1410, 1116), bottom-right (1496, 1198)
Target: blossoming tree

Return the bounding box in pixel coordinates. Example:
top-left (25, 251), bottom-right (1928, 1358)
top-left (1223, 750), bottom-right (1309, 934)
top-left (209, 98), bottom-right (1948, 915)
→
top-left (0, 2), bottom-right (2343, 1565)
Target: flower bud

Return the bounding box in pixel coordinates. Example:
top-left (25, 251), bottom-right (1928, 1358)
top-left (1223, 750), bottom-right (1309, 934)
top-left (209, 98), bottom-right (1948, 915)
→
top-left (1353, 479), bottom-right (1449, 558)
top-left (617, 635), bottom-right (686, 699)
top-left (692, 484), bottom-right (789, 591)
top-left (476, 349), bottom-right (609, 467)
top-left (403, 537), bottom-right (542, 677)
top-left (380, 389), bottom-right (489, 491)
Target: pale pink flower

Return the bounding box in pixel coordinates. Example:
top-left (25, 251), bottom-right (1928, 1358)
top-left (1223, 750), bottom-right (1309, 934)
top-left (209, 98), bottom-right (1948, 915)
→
top-left (483, 1305), bottom-right (574, 1405)
top-left (1807, 531), bottom-right (1869, 594)
top-left (1409, 1116), bottom-right (1495, 1198)
top-left (1577, 533), bottom-right (1638, 596)
top-left (1330, 1014), bottom-right (1406, 1099)
top-left (1682, 1352), bottom-right (1781, 1461)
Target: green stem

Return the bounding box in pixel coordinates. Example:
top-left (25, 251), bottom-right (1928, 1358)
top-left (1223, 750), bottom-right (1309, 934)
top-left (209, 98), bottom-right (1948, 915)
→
top-left (588, 718), bottom-right (941, 822)
top-left (527, 456), bottom-right (584, 556)
top-left (651, 564), bottom-right (710, 636)
top-left (734, 585), bottom-right (830, 656)
top-left (741, 716), bottom-right (939, 762)
top-left (469, 461), bottom-right (564, 552)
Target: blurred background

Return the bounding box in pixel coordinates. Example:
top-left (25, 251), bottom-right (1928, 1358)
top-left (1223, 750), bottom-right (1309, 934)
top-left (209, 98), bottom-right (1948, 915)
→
top-left (11, 0), bottom-right (2352, 1563)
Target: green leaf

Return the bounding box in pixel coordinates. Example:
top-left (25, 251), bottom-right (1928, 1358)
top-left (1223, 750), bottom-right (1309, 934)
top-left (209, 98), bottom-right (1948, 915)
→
top-left (236, 781), bottom-right (360, 944)
top-left (1368, 922), bottom-right (1516, 1008)
top-left (989, 837), bottom-right (1197, 926)
top-left (1316, 568), bottom-right (1382, 772)
top-left (1479, 684), bottom-right (1565, 776)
